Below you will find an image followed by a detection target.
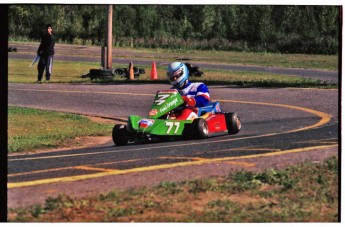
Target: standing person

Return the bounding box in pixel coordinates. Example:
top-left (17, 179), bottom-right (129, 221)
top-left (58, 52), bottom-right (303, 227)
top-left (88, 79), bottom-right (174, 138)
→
top-left (166, 62), bottom-right (210, 120)
top-left (37, 24), bottom-right (55, 83)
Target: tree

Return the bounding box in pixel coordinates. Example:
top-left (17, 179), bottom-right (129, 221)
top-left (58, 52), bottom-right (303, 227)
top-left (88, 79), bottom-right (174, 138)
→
top-left (8, 5), bottom-right (339, 54)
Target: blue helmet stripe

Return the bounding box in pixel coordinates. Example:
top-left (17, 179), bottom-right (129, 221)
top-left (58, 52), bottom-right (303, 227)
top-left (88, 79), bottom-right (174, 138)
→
top-left (172, 62), bottom-right (183, 72)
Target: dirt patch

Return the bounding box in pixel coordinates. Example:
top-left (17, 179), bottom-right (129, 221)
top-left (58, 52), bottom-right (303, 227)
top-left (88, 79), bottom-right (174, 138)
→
top-left (61, 116), bottom-right (126, 149)
top-left (63, 116), bottom-right (127, 148)
top-left (86, 116), bottom-right (126, 125)
top-left (71, 136), bottom-right (112, 148)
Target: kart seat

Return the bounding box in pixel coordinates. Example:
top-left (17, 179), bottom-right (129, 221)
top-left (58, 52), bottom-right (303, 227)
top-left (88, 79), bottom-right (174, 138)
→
top-left (196, 102), bottom-right (221, 117)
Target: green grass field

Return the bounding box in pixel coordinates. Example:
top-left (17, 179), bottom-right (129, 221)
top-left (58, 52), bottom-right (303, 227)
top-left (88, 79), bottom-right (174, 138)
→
top-left (8, 58), bottom-right (337, 88)
top-left (8, 106), bottom-right (113, 153)
top-left (127, 47), bottom-right (338, 71)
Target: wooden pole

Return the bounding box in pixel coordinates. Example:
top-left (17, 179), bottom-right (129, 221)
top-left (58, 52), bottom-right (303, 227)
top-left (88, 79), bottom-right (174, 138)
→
top-left (107, 5), bottom-right (113, 69)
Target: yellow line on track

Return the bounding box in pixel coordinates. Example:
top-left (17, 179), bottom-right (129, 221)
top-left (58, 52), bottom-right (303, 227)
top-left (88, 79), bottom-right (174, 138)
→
top-left (217, 99), bottom-right (333, 133)
top-left (73, 166), bottom-right (117, 172)
top-left (185, 147), bottom-right (281, 157)
top-left (158, 156), bottom-right (208, 161)
top-left (8, 158), bottom-right (153, 177)
top-left (7, 144), bottom-right (338, 189)
top-left (10, 152), bottom-right (261, 178)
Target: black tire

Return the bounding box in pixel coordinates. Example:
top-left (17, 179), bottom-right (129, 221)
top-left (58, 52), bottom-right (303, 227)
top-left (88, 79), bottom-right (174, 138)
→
top-left (225, 112), bottom-right (241, 135)
top-left (112, 124), bottom-right (129, 146)
top-left (139, 68), bottom-right (146, 74)
top-left (89, 69), bottom-right (101, 79)
top-left (133, 67), bottom-right (139, 75)
top-left (191, 118), bottom-right (209, 139)
top-left (112, 68), bottom-right (124, 76)
top-left (100, 69), bottom-right (113, 80)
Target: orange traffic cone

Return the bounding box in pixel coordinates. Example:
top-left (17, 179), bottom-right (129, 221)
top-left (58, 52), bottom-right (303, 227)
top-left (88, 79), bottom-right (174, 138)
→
top-left (129, 61), bottom-right (134, 80)
top-left (151, 62), bottom-right (158, 80)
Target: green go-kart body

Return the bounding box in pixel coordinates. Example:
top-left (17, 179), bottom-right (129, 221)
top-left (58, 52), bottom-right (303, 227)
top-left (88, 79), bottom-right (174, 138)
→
top-left (129, 89), bottom-right (191, 136)
top-left (112, 89), bottom-right (241, 146)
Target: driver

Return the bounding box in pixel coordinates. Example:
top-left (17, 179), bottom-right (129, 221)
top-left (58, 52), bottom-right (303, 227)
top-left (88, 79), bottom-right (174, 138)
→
top-left (167, 62), bottom-right (210, 120)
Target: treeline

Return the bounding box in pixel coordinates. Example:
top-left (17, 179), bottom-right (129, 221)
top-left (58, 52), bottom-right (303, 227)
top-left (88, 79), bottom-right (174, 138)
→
top-left (9, 5), bottom-right (340, 54)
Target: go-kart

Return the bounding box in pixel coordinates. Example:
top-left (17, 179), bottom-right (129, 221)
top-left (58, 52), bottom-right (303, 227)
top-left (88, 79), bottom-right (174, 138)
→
top-left (112, 89), bottom-right (241, 146)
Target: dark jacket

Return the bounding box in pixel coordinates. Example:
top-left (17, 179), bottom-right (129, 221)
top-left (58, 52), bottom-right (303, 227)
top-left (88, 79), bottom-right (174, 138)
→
top-left (37, 33), bottom-right (55, 56)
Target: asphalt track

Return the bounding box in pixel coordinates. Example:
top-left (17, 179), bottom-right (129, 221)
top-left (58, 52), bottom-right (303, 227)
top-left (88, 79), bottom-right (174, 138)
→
top-left (8, 82), bottom-right (339, 208)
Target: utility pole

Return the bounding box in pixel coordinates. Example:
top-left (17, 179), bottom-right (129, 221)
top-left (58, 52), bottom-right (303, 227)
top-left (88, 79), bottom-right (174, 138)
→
top-left (107, 5), bottom-right (113, 69)
top-left (92, 5), bottom-right (113, 79)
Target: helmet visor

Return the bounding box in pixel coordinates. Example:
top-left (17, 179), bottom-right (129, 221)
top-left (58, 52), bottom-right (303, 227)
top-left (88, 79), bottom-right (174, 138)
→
top-left (167, 68), bottom-right (184, 83)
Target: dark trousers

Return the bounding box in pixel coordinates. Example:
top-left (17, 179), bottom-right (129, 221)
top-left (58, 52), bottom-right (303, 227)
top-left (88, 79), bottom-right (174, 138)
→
top-left (37, 55), bottom-right (54, 81)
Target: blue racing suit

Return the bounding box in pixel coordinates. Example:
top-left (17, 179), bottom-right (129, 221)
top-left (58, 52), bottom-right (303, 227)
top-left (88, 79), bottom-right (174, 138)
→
top-left (178, 81), bottom-right (210, 107)
top-left (173, 81), bottom-right (210, 120)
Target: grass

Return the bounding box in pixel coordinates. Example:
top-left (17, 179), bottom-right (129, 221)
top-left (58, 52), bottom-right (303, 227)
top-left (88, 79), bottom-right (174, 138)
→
top-left (8, 59), bottom-right (97, 83)
top-left (7, 156), bottom-right (339, 222)
top-left (10, 42), bottom-right (338, 71)
top-left (8, 106), bottom-right (113, 153)
top-left (8, 59), bottom-right (337, 88)
top-left (128, 47), bottom-right (338, 71)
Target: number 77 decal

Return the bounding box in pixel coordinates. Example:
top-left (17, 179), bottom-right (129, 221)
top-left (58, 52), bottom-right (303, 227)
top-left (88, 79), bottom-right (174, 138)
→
top-left (165, 122), bottom-right (180, 134)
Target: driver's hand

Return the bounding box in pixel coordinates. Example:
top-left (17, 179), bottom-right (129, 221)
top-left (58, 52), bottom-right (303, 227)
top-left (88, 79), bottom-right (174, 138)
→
top-left (182, 96), bottom-right (196, 107)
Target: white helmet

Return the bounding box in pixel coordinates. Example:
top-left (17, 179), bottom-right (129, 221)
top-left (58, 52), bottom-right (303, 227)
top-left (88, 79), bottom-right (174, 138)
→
top-left (167, 62), bottom-right (189, 88)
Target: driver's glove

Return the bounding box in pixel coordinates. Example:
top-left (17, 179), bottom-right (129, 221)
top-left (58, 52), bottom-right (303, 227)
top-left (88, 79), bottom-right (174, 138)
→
top-left (182, 96), bottom-right (196, 107)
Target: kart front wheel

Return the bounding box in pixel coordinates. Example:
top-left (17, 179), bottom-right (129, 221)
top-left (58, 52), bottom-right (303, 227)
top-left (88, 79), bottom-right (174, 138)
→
top-left (191, 118), bottom-right (209, 139)
top-left (112, 124), bottom-right (129, 146)
top-left (225, 112), bottom-right (241, 135)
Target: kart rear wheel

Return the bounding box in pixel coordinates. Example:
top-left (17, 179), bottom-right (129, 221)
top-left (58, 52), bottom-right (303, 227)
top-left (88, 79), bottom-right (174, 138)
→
top-left (112, 124), bottom-right (129, 146)
top-left (225, 112), bottom-right (241, 135)
top-left (191, 118), bottom-right (209, 139)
